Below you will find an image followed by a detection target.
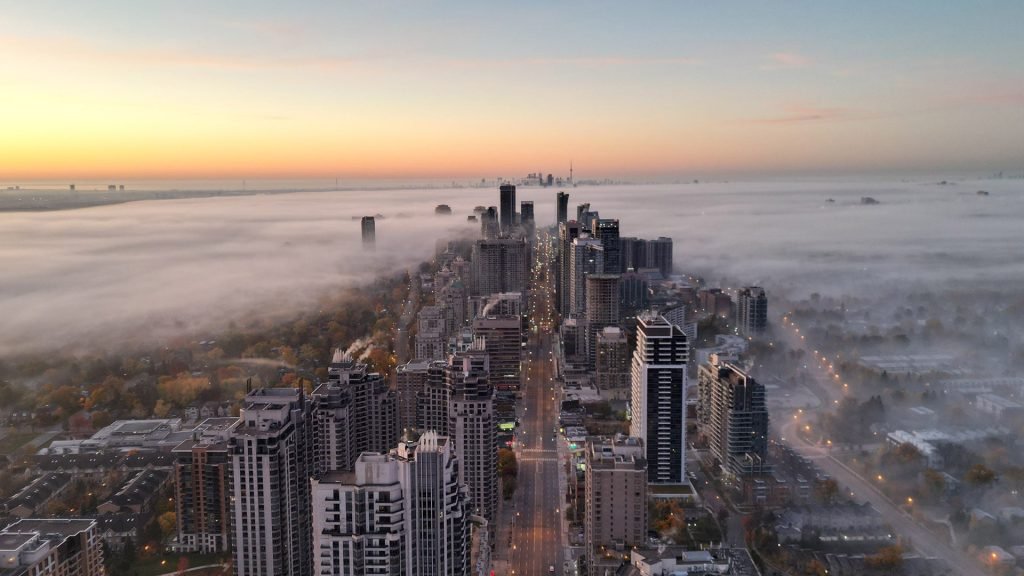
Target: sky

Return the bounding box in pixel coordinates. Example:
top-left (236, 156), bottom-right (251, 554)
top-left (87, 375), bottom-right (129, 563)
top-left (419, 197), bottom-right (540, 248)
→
top-left (2, 1), bottom-right (1023, 180)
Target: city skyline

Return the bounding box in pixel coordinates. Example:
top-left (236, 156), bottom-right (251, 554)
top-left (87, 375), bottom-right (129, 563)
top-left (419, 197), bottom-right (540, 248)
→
top-left (3, 2), bottom-right (1023, 179)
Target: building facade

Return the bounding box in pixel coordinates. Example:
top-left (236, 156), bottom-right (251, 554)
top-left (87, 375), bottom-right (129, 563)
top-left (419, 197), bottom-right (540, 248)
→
top-left (229, 388), bottom-right (314, 576)
top-left (311, 433), bottom-right (471, 576)
top-left (585, 436), bottom-right (647, 574)
top-left (0, 519), bottom-right (104, 576)
top-left (696, 356), bottom-right (770, 480)
top-left (629, 313), bottom-right (689, 484)
top-left (556, 221), bottom-right (581, 316)
top-left (471, 315), bottom-right (522, 391)
top-left (595, 327), bottom-right (631, 399)
top-left (444, 350), bottom-right (497, 525)
top-left (584, 274), bottom-right (620, 368)
top-left (471, 237), bottom-right (529, 298)
top-left (173, 417), bottom-right (237, 553)
top-left (736, 287), bottom-right (768, 336)
top-left (313, 351), bottom-right (398, 475)
top-left (569, 236), bottom-right (605, 316)
top-left (593, 218), bottom-right (621, 273)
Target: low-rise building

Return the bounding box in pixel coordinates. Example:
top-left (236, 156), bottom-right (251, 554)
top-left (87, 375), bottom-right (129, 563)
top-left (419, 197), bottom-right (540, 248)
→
top-left (976, 393), bottom-right (1023, 419)
top-left (3, 473), bottom-right (71, 518)
top-left (585, 435), bottom-right (647, 574)
top-left (0, 518), bottom-right (104, 576)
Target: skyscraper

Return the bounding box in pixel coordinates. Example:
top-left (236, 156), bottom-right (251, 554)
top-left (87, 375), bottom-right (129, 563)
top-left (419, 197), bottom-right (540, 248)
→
top-left (414, 305), bottom-right (447, 360)
top-left (569, 236), bottom-right (605, 316)
top-left (556, 220), bottom-right (581, 316)
top-left (736, 286), bottom-right (768, 337)
top-left (649, 236), bottom-right (673, 276)
top-left (619, 236), bottom-right (673, 276)
top-left (519, 200), bottom-right (534, 235)
top-left (584, 274), bottom-right (620, 368)
top-left (595, 326), bottom-right (631, 399)
top-left (618, 270), bottom-right (649, 318)
top-left (576, 203), bottom-right (599, 232)
top-left (361, 216), bottom-right (375, 249)
top-left (173, 417), bottom-right (236, 554)
top-left (395, 359), bottom-right (441, 435)
top-left (445, 350), bottom-right (497, 525)
top-left (471, 236), bottom-right (529, 298)
top-left (472, 315), bottom-right (522, 390)
top-left (499, 184), bottom-right (516, 233)
top-left (593, 218), bottom-right (621, 273)
top-left (629, 313), bottom-right (689, 484)
top-left (556, 191), bottom-right (569, 224)
top-left (229, 388), bottom-right (314, 576)
top-left (313, 351), bottom-right (398, 474)
top-left (311, 432), bottom-right (471, 576)
top-left (480, 206), bottom-right (499, 239)
top-left (696, 355), bottom-right (770, 480)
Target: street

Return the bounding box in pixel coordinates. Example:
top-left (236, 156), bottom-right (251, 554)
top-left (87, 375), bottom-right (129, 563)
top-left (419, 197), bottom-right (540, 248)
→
top-left (506, 233), bottom-right (565, 575)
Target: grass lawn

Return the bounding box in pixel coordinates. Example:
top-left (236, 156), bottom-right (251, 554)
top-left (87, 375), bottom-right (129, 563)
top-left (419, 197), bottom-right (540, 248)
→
top-left (0, 431), bottom-right (37, 455)
top-left (132, 553), bottom-right (228, 576)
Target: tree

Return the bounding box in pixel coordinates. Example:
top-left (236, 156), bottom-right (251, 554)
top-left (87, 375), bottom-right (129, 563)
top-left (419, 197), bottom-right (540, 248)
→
top-left (921, 468), bottom-right (947, 503)
top-left (157, 511), bottom-right (177, 540)
top-left (157, 373), bottom-right (211, 408)
top-left (152, 399), bottom-right (171, 418)
top-left (497, 448), bottom-right (518, 479)
top-left (651, 500), bottom-right (685, 537)
top-left (965, 463), bottom-right (996, 487)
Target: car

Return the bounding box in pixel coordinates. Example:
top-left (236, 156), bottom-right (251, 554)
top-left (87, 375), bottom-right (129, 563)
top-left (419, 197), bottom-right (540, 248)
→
top-left (549, 567), bottom-right (555, 573)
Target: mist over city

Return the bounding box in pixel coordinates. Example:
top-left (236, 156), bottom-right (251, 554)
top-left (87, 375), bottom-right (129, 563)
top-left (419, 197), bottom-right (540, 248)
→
top-left (1, 179), bottom-right (1021, 356)
top-left (2, 2), bottom-right (1024, 576)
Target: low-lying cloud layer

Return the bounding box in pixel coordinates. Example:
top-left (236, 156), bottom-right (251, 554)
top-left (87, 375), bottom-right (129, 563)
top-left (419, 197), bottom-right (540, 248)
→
top-left (0, 180), bottom-right (1020, 356)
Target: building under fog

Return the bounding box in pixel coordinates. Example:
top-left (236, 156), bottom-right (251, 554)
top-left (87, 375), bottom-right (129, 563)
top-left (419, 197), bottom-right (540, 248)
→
top-left (361, 216), bottom-right (375, 249)
top-left (736, 286), bottom-right (768, 336)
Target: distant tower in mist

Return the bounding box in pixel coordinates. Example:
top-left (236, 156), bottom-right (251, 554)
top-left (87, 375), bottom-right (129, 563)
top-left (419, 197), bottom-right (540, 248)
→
top-left (499, 184), bottom-right (516, 234)
top-left (520, 201), bottom-right (534, 234)
top-left (361, 216), bottom-right (376, 249)
top-left (556, 191), bottom-right (569, 224)
top-left (736, 287), bottom-right (768, 337)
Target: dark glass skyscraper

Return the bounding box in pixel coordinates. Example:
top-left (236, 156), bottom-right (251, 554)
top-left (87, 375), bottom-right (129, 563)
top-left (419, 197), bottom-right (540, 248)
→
top-left (593, 218), bottom-right (621, 273)
top-left (499, 184), bottom-right (516, 233)
top-left (556, 191), bottom-right (569, 224)
top-left (361, 216), bottom-right (375, 249)
top-left (520, 200), bottom-right (534, 233)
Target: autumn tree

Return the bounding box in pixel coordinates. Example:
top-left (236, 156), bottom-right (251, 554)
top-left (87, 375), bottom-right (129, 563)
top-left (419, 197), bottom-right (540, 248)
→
top-left (651, 500), bottom-right (685, 538)
top-left (965, 463), bottom-right (996, 487)
top-left (157, 373), bottom-right (212, 408)
top-left (157, 511), bottom-right (177, 540)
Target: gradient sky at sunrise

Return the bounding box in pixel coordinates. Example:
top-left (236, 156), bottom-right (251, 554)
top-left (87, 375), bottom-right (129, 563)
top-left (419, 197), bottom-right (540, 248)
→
top-left (2, 1), bottom-right (1023, 179)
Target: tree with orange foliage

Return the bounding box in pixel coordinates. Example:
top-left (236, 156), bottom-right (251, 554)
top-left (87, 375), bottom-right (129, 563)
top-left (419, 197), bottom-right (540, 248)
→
top-left (157, 372), bottom-right (211, 408)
